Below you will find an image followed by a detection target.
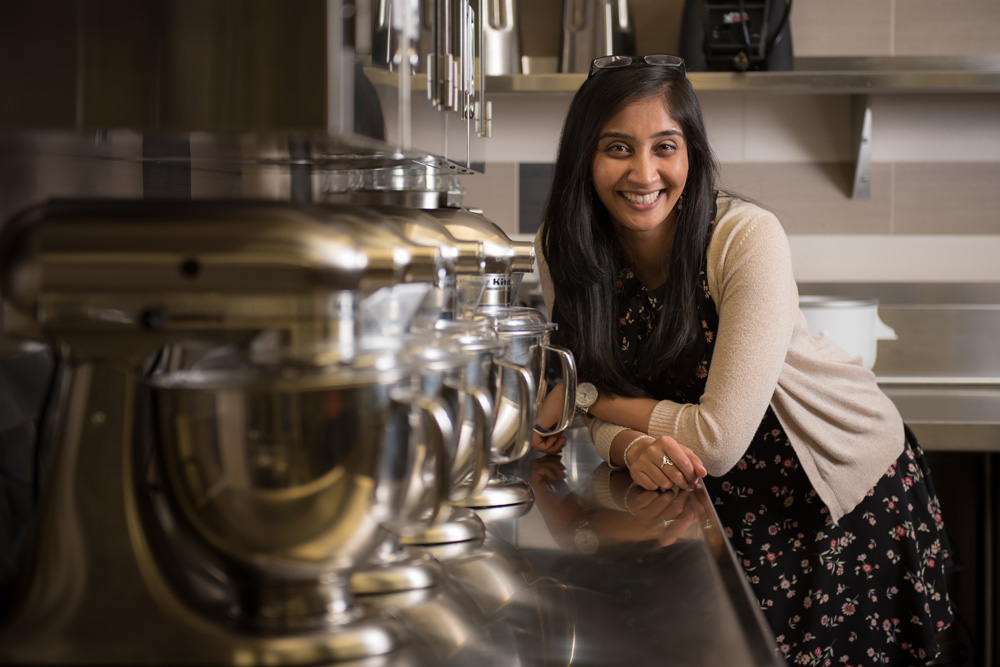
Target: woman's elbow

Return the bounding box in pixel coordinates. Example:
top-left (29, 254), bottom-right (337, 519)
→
top-left (703, 456), bottom-right (742, 478)
top-left (696, 436), bottom-right (749, 477)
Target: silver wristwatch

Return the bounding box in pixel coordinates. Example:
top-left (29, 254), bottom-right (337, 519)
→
top-left (575, 382), bottom-right (598, 415)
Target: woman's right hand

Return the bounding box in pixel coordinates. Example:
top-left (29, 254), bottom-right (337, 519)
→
top-left (532, 381), bottom-right (572, 454)
top-left (627, 434), bottom-right (707, 492)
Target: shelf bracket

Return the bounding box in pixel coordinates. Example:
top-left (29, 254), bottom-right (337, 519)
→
top-left (851, 94), bottom-right (873, 199)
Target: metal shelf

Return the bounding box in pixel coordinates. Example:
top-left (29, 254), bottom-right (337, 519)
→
top-left (486, 56), bottom-right (1000, 95)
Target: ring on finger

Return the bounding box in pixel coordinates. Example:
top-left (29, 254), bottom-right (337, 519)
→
top-left (659, 454), bottom-right (674, 469)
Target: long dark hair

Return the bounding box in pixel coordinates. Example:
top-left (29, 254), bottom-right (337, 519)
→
top-left (539, 63), bottom-right (719, 397)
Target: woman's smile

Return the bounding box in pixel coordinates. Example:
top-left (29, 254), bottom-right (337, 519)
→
top-left (621, 190), bottom-right (664, 206)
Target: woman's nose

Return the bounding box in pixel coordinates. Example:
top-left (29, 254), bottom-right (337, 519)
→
top-left (629, 154), bottom-right (659, 185)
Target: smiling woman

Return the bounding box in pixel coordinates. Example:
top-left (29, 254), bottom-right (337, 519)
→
top-left (532, 57), bottom-right (956, 666)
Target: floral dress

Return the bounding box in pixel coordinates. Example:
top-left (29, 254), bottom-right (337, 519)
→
top-left (616, 251), bottom-right (954, 666)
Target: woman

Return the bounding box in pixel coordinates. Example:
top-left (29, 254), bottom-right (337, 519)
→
top-left (533, 54), bottom-right (953, 666)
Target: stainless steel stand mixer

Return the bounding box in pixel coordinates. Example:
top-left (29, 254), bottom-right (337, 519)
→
top-left (0, 199), bottom-right (461, 665)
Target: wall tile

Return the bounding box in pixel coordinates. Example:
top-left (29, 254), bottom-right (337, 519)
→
top-left (485, 94), bottom-right (573, 164)
top-left (895, 0), bottom-right (1000, 55)
top-left (743, 94), bottom-right (853, 162)
top-left (459, 162), bottom-right (519, 237)
top-left (872, 94), bottom-right (1000, 163)
top-left (789, 234), bottom-right (1000, 282)
top-left (788, 0), bottom-right (893, 57)
top-left (719, 162), bottom-right (893, 233)
top-left (517, 163), bottom-right (556, 236)
top-left (894, 163), bottom-right (1000, 234)
top-left (699, 92), bottom-right (747, 162)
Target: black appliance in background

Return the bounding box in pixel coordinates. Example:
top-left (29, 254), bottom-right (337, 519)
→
top-left (680, 0), bottom-right (793, 72)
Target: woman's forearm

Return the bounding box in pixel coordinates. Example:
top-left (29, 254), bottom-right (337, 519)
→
top-left (588, 393), bottom-right (660, 434)
top-left (609, 429), bottom-right (652, 468)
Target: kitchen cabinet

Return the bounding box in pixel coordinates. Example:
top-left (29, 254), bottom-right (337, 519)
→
top-left (483, 55), bottom-right (1000, 198)
top-left (877, 386), bottom-right (1000, 667)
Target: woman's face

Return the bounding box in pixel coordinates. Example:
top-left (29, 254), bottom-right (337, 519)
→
top-left (590, 95), bottom-right (689, 239)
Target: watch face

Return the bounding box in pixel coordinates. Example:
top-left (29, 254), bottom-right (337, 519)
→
top-left (576, 382), bottom-right (598, 410)
top-left (574, 528), bottom-right (600, 554)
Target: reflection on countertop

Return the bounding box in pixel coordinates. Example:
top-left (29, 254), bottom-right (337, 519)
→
top-left (367, 428), bottom-right (781, 666)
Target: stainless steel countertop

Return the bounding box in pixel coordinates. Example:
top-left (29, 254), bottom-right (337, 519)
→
top-left (366, 428), bottom-right (782, 667)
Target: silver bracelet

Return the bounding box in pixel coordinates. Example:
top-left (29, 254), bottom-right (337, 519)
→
top-left (621, 434), bottom-right (654, 469)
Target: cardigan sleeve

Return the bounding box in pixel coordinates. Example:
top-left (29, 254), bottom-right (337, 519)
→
top-left (646, 201), bottom-right (799, 476)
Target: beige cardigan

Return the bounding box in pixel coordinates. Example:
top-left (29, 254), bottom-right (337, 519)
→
top-left (536, 195), bottom-right (904, 524)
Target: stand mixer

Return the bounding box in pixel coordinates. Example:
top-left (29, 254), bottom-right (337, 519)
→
top-left (0, 199), bottom-right (459, 665)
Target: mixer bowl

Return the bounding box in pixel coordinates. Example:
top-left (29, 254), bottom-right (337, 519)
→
top-left (429, 320), bottom-right (502, 497)
top-left (147, 352), bottom-right (417, 579)
top-left (396, 319), bottom-right (505, 546)
top-left (478, 306), bottom-right (576, 450)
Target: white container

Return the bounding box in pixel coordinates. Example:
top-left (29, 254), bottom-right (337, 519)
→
top-left (799, 296), bottom-right (897, 370)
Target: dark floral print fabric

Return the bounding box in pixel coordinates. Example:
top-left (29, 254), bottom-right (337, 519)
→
top-left (616, 261), bottom-right (712, 398)
top-left (616, 270), bottom-right (666, 374)
top-left (616, 248), bottom-right (954, 666)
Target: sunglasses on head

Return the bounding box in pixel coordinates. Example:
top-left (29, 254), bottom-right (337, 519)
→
top-left (587, 54), bottom-right (686, 80)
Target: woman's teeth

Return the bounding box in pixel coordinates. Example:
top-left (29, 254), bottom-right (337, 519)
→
top-left (622, 191), bottom-right (660, 205)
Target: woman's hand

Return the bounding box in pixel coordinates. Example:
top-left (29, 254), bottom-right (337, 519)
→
top-left (590, 486), bottom-right (701, 550)
top-left (532, 381), bottom-right (572, 454)
top-left (528, 454), bottom-right (568, 488)
top-left (533, 429), bottom-right (569, 455)
top-left (626, 434), bottom-right (707, 492)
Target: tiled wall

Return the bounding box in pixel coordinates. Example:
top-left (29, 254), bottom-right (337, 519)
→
top-left (461, 0), bottom-right (1000, 285)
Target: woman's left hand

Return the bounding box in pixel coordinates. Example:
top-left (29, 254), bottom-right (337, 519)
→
top-left (590, 486), bottom-right (701, 550)
top-left (627, 435), bottom-right (707, 492)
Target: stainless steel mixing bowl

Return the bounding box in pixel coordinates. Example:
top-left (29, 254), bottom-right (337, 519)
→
top-left (396, 319), bottom-right (511, 545)
top-left (147, 348), bottom-right (423, 579)
top-left (477, 305), bottom-right (576, 451)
